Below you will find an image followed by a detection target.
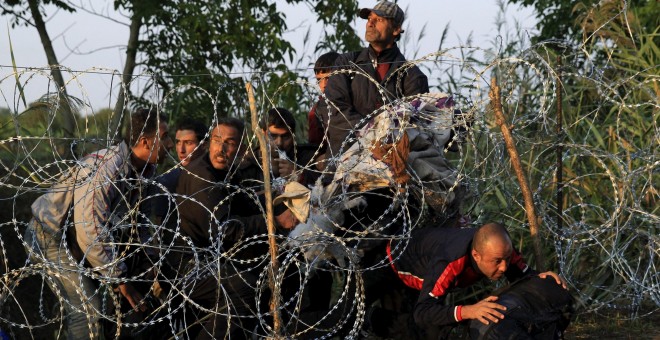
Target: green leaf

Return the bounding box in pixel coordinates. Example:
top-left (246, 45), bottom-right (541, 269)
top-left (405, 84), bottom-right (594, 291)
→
top-left (6, 24), bottom-right (27, 109)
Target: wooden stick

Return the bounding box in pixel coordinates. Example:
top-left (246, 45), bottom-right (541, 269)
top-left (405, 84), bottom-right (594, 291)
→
top-left (556, 55), bottom-right (564, 233)
top-left (489, 77), bottom-right (546, 271)
top-left (245, 81), bottom-right (282, 337)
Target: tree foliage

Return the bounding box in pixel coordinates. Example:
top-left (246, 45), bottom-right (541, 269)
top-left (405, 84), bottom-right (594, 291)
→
top-left (0, 0), bottom-right (73, 27)
top-left (505, 0), bottom-right (658, 44)
top-left (114, 0), bottom-right (362, 125)
top-left (2, 0), bottom-right (362, 129)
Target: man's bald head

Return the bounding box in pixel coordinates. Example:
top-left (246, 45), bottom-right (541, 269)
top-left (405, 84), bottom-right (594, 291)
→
top-left (472, 222), bottom-right (512, 252)
top-left (471, 223), bottom-right (514, 280)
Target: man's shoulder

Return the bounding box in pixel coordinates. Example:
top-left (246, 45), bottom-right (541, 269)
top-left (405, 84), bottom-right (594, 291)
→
top-left (385, 45), bottom-right (424, 73)
top-left (395, 53), bottom-right (425, 74)
top-left (77, 143), bottom-right (128, 177)
top-left (338, 48), bottom-right (369, 65)
top-left (157, 167), bottom-right (181, 190)
top-left (178, 155), bottom-right (215, 183)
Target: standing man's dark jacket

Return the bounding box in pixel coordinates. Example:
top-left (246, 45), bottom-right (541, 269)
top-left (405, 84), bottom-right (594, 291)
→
top-left (320, 45), bottom-right (429, 156)
top-left (387, 227), bottom-right (536, 327)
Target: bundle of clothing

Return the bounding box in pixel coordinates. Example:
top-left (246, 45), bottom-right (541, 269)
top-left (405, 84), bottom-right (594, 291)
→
top-left (283, 93), bottom-right (469, 265)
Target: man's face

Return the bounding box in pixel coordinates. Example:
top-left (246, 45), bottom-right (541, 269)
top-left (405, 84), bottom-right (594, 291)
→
top-left (315, 71), bottom-right (331, 93)
top-left (208, 124), bottom-right (241, 170)
top-left (365, 13), bottom-right (400, 47)
top-left (472, 239), bottom-right (512, 281)
top-left (146, 121), bottom-right (173, 164)
top-left (175, 129), bottom-right (202, 166)
top-left (267, 125), bottom-right (294, 154)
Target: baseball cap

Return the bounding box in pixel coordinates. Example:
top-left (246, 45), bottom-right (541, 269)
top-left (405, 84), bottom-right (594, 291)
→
top-left (359, 1), bottom-right (405, 27)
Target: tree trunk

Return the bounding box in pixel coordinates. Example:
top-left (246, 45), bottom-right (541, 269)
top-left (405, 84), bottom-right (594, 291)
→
top-left (489, 77), bottom-right (546, 271)
top-left (111, 14), bottom-right (142, 140)
top-left (27, 0), bottom-right (75, 139)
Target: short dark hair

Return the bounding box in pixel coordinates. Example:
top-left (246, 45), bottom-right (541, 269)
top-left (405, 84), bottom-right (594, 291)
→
top-left (215, 117), bottom-right (245, 139)
top-left (176, 118), bottom-right (207, 143)
top-left (126, 108), bottom-right (167, 146)
top-left (314, 51), bottom-right (340, 74)
top-left (263, 107), bottom-right (296, 132)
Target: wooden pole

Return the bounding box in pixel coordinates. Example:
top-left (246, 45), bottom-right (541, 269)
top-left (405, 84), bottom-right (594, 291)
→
top-left (556, 55), bottom-right (564, 233)
top-left (489, 77), bottom-right (545, 271)
top-left (245, 82), bottom-right (282, 337)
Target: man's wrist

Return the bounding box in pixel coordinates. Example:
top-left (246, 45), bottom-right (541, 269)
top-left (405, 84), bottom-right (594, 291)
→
top-left (455, 305), bottom-right (464, 322)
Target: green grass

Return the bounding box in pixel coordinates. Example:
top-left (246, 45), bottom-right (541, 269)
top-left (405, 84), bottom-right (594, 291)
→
top-left (566, 308), bottom-right (660, 339)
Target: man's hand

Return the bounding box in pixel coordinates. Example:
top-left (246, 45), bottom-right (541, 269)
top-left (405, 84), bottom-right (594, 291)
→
top-left (461, 296), bottom-right (507, 325)
top-left (539, 271), bottom-right (567, 289)
top-left (117, 282), bottom-right (146, 312)
top-left (275, 209), bottom-right (299, 229)
top-left (274, 158), bottom-right (296, 178)
top-left (314, 153), bottom-right (327, 171)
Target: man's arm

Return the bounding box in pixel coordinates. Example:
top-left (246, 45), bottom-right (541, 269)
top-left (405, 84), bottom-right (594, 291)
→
top-left (414, 272), bottom-right (507, 327)
top-left (402, 65), bottom-right (429, 96)
top-left (413, 258), bottom-right (508, 327)
top-left (459, 296), bottom-right (507, 325)
top-left (320, 53), bottom-right (363, 156)
top-left (73, 150), bottom-right (148, 310)
top-left (506, 252), bottom-right (568, 288)
top-left (413, 289), bottom-right (457, 327)
top-left (218, 190), bottom-right (297, 247)
top-left (73, 156), bottom-right (127, 278)
top-left (178, 170), bottom-right (295, 249)
top-left (412, 264), bottom-right (463, 327)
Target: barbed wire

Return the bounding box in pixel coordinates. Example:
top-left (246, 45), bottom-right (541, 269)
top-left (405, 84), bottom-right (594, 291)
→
top-left (0, 40), bottom-right (658, 339)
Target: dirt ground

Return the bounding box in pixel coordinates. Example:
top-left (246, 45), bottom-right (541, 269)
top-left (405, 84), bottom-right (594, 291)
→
top-left (565, 309), bottom-right (660, 340)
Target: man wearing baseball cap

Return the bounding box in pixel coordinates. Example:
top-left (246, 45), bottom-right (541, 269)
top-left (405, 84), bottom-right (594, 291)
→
top-left (318, 0), bottom-right (429, 158)
top-left (313, 2), bottom-right (430, 337)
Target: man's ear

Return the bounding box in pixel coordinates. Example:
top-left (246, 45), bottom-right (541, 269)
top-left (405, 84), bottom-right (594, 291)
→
top-left (471, 248), bottom-right (480, 262)
top-left (139, 135), bottom-right (155, 151)
top-left (392, 25), bottom-right (402, 38)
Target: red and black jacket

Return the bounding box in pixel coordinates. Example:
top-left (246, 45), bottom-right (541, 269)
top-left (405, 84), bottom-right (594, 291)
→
top-left (386, 227), bottom-right (536, 327)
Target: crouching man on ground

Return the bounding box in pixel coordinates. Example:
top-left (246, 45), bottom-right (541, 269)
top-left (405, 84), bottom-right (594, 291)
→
top-left (382, 222), bottom-right (571, 339)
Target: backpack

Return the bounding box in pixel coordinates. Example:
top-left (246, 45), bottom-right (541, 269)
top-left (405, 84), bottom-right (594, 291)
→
top-left (469, 275), bottom-right (574, 340)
